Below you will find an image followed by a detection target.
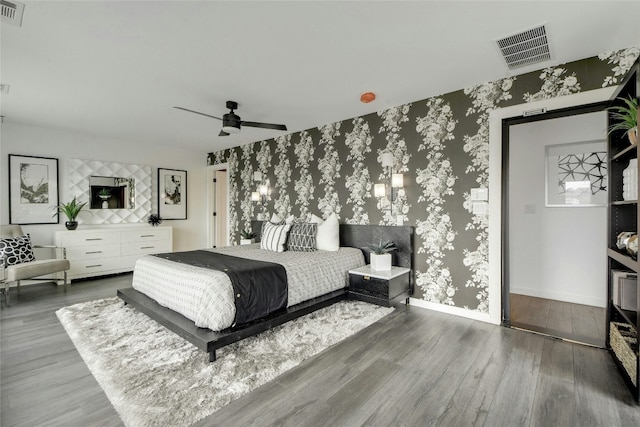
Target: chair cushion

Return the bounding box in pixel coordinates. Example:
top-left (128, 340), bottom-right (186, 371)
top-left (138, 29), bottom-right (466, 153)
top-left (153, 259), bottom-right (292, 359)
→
top-left (6, 259), bottom-right (70, 281)
top-left (0, 235), bottom-right (35, 266)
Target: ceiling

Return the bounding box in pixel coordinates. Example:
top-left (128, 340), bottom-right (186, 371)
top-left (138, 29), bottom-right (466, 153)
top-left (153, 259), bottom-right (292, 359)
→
top-left (2, 1), bottom-right (639, 154)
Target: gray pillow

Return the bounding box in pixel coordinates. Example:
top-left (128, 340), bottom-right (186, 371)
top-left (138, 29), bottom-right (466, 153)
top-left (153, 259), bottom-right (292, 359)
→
top-left (287, 222), bottom-right (317, 252)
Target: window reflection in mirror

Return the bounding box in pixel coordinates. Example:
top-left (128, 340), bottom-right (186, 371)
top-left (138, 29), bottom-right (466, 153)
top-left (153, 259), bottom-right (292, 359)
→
top-left (89, 176), bottom-right (136, 209)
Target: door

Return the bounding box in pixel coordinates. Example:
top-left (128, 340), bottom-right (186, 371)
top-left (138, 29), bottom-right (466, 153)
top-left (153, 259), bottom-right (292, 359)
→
top-left (502, 102), bottom-right (610, 347)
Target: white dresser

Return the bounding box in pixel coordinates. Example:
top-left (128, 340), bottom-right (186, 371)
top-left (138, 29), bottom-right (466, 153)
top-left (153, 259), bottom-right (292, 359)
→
top-left (54, 226), bottom-right (173, 280)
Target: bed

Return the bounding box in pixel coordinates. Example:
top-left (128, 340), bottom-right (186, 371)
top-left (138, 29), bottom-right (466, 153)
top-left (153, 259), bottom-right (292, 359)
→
top-left (117, 222), bottom-right (414, 362)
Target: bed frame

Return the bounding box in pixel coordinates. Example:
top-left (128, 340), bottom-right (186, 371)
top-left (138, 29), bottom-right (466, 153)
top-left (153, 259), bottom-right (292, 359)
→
top-left (117, 222), bottom-right (414, 362)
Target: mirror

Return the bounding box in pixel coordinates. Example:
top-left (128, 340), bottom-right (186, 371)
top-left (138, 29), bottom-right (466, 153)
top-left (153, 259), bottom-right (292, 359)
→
top-left (69, 158), bottom-right (152, 224)
top-left (89, 176), bottom-right (136, 209)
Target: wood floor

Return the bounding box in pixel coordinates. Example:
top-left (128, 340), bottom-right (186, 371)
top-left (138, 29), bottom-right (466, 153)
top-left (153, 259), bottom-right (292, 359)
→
top-left (2, 276), bottom-right (639, 427)
top-left (510, 293), bottom-right (606, 348)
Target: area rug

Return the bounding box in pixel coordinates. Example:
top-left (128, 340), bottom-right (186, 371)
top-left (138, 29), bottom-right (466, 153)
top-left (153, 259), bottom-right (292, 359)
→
top-left (56, 297), bottom-right (393, 427)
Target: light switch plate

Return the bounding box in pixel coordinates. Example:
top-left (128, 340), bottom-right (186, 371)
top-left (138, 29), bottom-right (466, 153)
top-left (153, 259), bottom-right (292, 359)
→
top-left (470, 188), bottom-right (489, 201)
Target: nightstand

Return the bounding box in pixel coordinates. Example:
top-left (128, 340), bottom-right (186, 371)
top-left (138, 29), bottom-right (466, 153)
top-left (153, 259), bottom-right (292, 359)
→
top-left (348, 265), bottom-right (411, 307)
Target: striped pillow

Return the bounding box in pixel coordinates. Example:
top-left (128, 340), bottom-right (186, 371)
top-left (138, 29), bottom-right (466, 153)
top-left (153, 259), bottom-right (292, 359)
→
top-left (288, 222), bottom-right (317, 252)
top-left (260, 222), bottom-right (291, 252)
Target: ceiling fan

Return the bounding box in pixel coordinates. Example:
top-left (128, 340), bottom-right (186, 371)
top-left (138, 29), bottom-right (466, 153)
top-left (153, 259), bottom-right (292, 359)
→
top-left (173, 100), bottom-right (288, 136)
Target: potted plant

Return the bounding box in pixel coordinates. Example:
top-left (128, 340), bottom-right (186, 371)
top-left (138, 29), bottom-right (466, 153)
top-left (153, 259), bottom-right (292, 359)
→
top-left (366, 239), bottom-right (397, 271)
top-left (53, 196), bottom-right (90, 230)
top-left (608, 95), bottom-right (638, 145)
top-left (98, 188), bottom-right (111, 199)
top-left (240, 230), bottom-right (257, 245)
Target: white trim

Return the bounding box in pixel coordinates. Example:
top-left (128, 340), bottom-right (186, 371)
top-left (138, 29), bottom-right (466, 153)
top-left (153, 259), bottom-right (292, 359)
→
top-left (410, 298), bottom-right (492, 323)
top-left (206, 163), bottom-right (230, 249)
top-left (487, 86), bottom-right (616, 326)
top-left (510, 288), bottom-right (606, 308)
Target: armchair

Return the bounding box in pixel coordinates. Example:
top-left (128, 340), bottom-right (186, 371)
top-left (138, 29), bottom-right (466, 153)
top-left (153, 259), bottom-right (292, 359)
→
top-left (0, 225), bottom-right (70, 307)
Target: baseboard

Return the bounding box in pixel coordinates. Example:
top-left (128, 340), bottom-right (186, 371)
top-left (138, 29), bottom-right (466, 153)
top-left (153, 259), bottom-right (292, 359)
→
top-left (409, 298), bottom-right (496, 324)
top-left (510, 287), bottom-right (606, 308)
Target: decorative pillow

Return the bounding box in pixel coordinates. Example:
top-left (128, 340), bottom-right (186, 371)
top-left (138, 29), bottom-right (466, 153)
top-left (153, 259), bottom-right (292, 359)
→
top-left (260, 222), bottom-right (291, 252)
top-left (310, 213), bottom-right (340, 251)
top-left (0, 235), bottom-right (35, 266)
top-left (287, 222), bottom-right (317, 252)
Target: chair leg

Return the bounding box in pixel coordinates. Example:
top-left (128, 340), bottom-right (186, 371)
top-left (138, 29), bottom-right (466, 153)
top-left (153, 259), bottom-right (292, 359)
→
top-left (4, 282), bottom-right (9, 307)
top-left (64, 272), bottom-right (68, 293)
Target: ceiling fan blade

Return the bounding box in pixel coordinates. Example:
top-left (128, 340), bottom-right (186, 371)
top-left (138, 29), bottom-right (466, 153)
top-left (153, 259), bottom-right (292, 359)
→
top-left (173, 106), bottom-right (222, 121)
top-left (240, 121), bottom-right (287, 131)
top-left (218, 129), bottom-right (230, 137)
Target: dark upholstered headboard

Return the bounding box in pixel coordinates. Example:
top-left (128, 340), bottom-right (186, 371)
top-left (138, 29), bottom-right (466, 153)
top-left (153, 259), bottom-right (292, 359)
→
top-left (251, 220), bottom-right (415, 292)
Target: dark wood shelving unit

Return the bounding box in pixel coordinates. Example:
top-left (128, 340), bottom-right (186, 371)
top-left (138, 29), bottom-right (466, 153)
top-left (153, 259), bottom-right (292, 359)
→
top-left (606, 58), bottom-right (640, 403)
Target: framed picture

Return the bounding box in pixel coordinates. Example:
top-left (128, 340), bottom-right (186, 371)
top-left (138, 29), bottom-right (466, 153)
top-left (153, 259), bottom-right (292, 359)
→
top-left (158, 168), bottom-right (187, 220)
top-left (545, 140), bottom-right (607, 207)
top-left (8, 154), bottom-right (60, 224)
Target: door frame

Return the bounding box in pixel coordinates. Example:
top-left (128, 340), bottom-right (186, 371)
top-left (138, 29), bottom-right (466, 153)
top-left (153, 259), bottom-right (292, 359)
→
top-left (206, 163), bottom-right (229, 249)
top-left (487, 87), bottom-right (616, 325)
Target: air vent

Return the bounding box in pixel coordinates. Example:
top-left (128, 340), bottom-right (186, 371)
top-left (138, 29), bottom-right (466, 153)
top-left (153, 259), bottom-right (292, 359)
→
top-left (1, 0), bottom-right (24, 27)
top-left (496, 24), bottom-right (551, 70)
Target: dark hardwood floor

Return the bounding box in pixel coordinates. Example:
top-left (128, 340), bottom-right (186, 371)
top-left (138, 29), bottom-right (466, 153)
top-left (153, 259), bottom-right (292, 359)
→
top-left (510, 293), bottom-right (606, 347)
top-left (2, 276), bottom-right (638, 427)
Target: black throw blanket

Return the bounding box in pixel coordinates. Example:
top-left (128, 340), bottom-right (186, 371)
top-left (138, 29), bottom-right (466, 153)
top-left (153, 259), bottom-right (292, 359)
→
top-left (153, 250), bottom-right (288, 326)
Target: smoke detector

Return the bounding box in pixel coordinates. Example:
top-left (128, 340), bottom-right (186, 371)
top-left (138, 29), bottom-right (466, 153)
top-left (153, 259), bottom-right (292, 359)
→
top-left (496, 24), bottom-right (551, 70)
top-left (1, 0), bottom-right (24, 27)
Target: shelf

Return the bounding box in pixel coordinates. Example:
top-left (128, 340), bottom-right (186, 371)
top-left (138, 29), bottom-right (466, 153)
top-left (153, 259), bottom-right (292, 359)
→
top-left (612, 304), bottom-right (638, 328)
top-left (612, 144), bottom-right (638, 161)
top-left (612, 200), bottom-right (638, 205)
top-left (608, 248), bottom-right (639, 272)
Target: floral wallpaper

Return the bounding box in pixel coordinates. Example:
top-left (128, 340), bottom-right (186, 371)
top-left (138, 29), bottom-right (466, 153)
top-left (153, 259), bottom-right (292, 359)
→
top-left (208, 47), bottom-right (639, 312)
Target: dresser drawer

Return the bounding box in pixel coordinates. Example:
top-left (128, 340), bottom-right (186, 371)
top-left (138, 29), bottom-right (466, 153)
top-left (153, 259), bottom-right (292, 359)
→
top-left (66, 243), bottom-right (120, 261)
top-left (121, 227), bottom-right (171, 243)
top-left (59, 230), bottom-right (120, 247)
top-left (68, 257), bottom-right (121, 277)
top-left (121, 240), bottom-right (172, 256)
top-left (350, 274), bottom-right (390, 299)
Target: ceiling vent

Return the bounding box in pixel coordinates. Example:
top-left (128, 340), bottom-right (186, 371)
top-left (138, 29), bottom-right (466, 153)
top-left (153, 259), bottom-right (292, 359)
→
top-left (496, 24), bottom-right (551, 70)
top-left (1, 0), bottom-right (24, 27)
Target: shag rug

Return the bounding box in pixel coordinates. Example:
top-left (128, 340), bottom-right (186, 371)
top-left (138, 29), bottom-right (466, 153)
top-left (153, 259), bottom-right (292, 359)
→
top-left (56, 297), bottom-right (393, 427)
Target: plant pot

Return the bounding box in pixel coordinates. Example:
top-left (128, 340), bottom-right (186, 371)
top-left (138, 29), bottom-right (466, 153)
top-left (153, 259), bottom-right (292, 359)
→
top-left (65, 221), bottom-right (78, 230)
top-left (370, 253), bottom-right (392, 271)
top-left (628, 127), bottom-right (638, 146)
top-left (240, 238), bottom-right (255, 245)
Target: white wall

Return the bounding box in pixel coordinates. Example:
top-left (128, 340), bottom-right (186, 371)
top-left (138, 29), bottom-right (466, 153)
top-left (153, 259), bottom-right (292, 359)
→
top-left (1, 122), bottom-right (208, 252)
top-left (508, 111), bottom-right (608, 307)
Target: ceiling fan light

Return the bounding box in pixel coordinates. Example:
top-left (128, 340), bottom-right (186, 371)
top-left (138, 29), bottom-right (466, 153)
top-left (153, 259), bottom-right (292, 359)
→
top-left (221, 125), bottom-right (240, 134)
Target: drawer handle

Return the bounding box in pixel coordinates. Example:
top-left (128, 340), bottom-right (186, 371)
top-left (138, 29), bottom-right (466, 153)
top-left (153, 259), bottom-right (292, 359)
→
top-left (140, 246), bottom-right (154, 249)
top-left (85, 251), bottom-right (102, 254)
top-left (140, 235), bottom-right (155, 238)
top-left (86, 264), bottom-right (102, 268)
top-left (85, 238), bottom-right (103, 241)
top-left (364, 276), bottom-right (371, 280)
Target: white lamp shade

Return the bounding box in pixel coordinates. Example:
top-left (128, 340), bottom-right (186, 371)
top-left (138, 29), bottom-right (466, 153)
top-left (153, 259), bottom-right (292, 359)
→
top-left (392, 173), bottom-right (404, 188)
top-left (251, 192), bottom-right (260, 201)
top-left (259, 185), bottom-right (269, 196)
top-left (374, 183), bottom-right (386, 198)
top-left (381, 152), bottom-right (394, 168)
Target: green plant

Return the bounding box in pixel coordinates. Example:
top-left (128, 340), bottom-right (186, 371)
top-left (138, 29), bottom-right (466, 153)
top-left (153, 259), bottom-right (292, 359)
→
top-left (98, 188), bottom-right (111, 197)
top-left (608, 96), bottom-right (638, 135)
top-left (366, 239), bottom-right (397, 255)
top-left (241, 230), bottom-right (257, 239)
top-left (53, 196), bottom-right (90, 221)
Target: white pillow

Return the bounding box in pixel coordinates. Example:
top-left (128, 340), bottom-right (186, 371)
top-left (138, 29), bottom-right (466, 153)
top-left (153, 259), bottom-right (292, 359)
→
top-left (260, 222), bottom-right (291, 252)
top-left (310, 213), bottom-right (339, 251)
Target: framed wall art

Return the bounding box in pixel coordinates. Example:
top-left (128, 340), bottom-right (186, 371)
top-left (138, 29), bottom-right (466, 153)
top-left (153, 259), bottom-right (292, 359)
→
top-left (158, 168), bottom-right (187, 220)
top-left (8, 154), bottom-right (60, 224)
top-left (545, 140), bottom-right (607, 207)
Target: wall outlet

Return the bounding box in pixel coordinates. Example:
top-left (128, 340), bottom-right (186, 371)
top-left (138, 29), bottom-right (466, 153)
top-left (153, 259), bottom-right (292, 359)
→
top-left (524, 204), bottom-right (536, 214)
top-left (472, 202), bottom-right (488, 215)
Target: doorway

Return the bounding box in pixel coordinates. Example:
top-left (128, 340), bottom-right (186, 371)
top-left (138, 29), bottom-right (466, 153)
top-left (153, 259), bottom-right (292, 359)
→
top-left (207, 164), bottom-right (229, 248)
top-left (503, 105), bottom-right (609, 347)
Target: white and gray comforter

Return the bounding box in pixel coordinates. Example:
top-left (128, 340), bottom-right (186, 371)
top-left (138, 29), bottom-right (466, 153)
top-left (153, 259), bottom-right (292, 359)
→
top-left (131, 244), bottom-right (365, 331)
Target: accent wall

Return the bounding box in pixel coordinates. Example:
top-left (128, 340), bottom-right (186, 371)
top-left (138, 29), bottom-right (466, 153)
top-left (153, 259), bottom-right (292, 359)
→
top-left (208, 47), bottom-right (639, 313)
